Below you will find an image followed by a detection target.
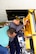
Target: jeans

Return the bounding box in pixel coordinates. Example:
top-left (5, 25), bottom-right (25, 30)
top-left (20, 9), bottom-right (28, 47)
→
top-left (0, 46), bottom-right (9, 54)
top-left (9, 36), bottom-right (20, 54)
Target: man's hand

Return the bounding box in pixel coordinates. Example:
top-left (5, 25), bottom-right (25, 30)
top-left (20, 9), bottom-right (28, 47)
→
top-left (24, 19), bottom-right (29, 25)
top-left (6, 46), bottom-right (10, 48)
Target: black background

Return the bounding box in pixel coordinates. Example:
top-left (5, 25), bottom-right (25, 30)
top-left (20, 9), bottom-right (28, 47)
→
top-left (6, 10), bottom-right (28, 20)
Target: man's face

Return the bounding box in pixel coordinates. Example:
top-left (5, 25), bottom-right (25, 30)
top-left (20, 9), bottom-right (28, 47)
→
top-left (8, 32), bottom-right (16, 38)
top-left (14, 19), bottom-right (20, 25)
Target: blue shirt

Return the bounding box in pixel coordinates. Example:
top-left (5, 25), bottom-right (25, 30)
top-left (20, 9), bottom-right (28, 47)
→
top-left (0, 26), bottom-right (9, 47)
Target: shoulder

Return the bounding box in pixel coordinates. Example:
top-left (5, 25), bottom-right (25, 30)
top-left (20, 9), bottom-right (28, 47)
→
top-left (4, 26), bottom-right (9, 29)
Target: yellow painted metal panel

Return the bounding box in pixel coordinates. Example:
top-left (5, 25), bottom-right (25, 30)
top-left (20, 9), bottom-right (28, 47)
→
top-left (25, 38), bottom-right (31, 49)
top-left (23, 11), bottom-right (36, 54)
top-left (23, 13), bottom-right (32, 49)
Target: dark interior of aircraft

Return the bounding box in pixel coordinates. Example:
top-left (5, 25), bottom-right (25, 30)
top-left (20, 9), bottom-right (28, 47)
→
top-left (6, 10), bottom-right (28, 20)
